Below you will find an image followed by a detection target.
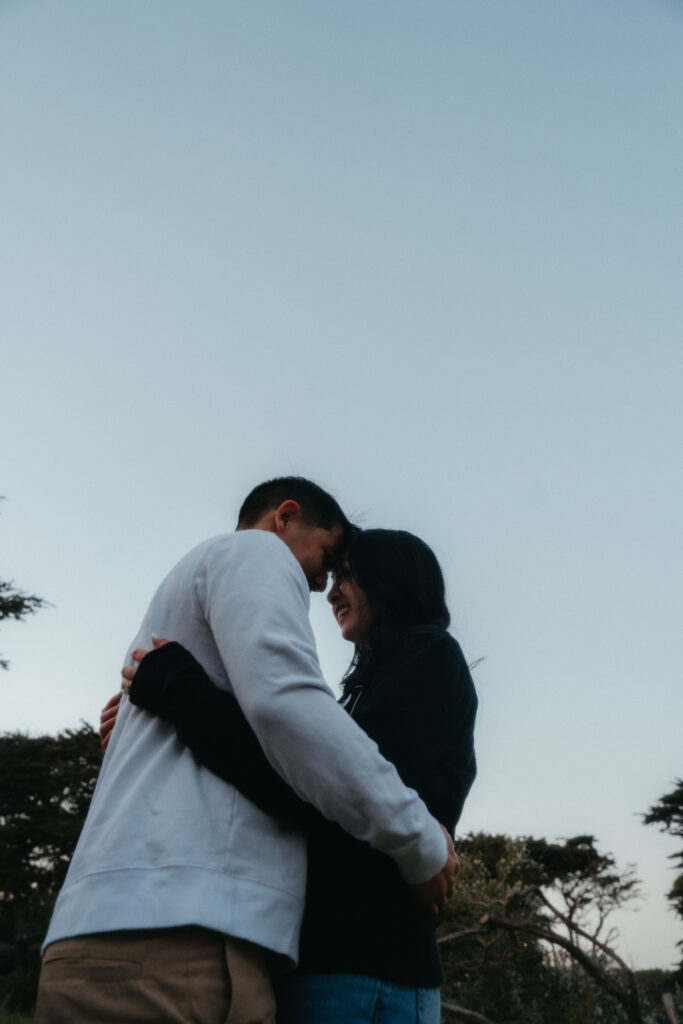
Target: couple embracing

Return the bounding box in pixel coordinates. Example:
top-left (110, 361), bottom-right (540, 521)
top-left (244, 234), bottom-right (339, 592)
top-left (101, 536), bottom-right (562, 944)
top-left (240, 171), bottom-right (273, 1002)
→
top-left (37, 476), bottom-right (478, 1024)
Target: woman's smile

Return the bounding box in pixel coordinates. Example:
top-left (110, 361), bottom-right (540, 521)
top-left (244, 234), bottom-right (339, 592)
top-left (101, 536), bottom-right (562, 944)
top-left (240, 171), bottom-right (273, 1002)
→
top-left (328, 566), bottom-right (374, 644)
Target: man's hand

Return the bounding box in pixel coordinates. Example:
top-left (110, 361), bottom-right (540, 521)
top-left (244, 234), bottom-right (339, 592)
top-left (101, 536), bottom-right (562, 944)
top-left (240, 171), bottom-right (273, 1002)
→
top-left (409, 826), bottom-right (460, 918)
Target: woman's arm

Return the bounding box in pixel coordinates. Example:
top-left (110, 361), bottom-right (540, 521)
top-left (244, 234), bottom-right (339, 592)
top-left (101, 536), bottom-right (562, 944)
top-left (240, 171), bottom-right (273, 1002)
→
top-left (128, 642), bottom-right (314, 827)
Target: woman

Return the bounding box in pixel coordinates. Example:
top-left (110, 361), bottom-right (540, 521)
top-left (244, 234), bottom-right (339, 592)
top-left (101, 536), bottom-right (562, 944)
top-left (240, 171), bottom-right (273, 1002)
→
top-left (105, 528), bottom-right (477, 1024)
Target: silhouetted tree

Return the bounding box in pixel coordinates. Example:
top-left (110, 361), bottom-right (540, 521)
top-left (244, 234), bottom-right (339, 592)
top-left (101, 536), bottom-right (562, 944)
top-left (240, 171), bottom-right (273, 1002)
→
top-left (0, 580), bottom-right (45, 671)
top-left (645, 780), bottom-right (683, 975)
top-left (1, 498), bottom-right (46, 670)
top-left (438, 834), bottom-right (646, 1024)
top-left (0, 724), bottom-right (101, 1011)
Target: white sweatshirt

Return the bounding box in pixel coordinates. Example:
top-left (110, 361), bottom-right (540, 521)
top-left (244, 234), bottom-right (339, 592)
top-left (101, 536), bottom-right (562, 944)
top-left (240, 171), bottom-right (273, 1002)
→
top-left (44, 530), bottom-right (447, 965)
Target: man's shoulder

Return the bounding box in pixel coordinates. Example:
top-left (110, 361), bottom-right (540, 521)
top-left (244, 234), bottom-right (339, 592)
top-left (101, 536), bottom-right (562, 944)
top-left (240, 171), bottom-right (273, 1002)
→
top-left (152, 531), bottom-right (307, 616)
top-left (159, 532), bottom-right (235, 581)
top-left (179, 529), bottom-right (288, 565)
top-left (191, 529), bottom-right (307, 593)
top-left (202, 529), bottom-right (299, 568)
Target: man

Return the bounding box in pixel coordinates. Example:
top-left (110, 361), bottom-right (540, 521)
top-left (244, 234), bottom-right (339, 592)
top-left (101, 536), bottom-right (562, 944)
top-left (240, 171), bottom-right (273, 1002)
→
top-left (37, 477), bottom-right (456, 1024)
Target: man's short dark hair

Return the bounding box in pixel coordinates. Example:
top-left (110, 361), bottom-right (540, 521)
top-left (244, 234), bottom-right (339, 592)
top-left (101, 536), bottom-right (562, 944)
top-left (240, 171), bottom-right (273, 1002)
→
top-left (237, 477), bottom-right (352, 535)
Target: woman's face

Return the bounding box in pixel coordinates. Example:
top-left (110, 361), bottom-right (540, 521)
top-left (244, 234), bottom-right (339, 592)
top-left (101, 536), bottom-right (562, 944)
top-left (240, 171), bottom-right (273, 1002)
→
top-left (327, 562), bottom-right (374, 645)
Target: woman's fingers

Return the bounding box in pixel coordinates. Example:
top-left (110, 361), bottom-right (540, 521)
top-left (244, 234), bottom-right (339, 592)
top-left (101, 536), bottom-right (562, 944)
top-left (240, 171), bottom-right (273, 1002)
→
top-left (102, 692), bottom-right (122, 715)
top-left (121, 647), bottom-right (151, 691)
top-left (104, 640), bottom-right (170, 751)
top-left (100, 692), bottom-right (122, 750)
top-left (121, 665), bottom-right (135, 690)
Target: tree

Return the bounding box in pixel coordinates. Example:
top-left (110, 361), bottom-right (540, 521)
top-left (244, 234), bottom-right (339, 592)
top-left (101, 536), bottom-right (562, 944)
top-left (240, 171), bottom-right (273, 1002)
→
top-left (438, 833), bottom-right (648, 1024)
top-left (1, 495), bottom-right (46, 670)
top-left (0, 579), bottom-right (45, 671)
top-left (0, 724), bottom-right (102, 1011)
top-left (645, 781), bottom-right (683, 973)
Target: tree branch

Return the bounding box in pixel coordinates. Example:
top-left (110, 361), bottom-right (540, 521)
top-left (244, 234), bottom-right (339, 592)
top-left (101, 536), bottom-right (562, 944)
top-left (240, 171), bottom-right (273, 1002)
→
top-left (479, 911), bottom-right (643, 1023)
top-left (438, 924), bottom-right (491, 945)
top-left (535, 887), bottom-right (634, 978)
top-left (442, 1001), bottom-right (501, 1024)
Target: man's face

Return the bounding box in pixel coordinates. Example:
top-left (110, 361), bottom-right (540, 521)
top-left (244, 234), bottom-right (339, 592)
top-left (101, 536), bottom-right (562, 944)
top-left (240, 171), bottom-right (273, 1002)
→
top-left (281, 522), bottom-right (345, 592)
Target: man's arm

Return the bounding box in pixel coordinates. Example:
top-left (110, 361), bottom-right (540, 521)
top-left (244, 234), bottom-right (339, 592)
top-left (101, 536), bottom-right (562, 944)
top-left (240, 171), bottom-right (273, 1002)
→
top-left (199, 530), bottom-right (449, 887)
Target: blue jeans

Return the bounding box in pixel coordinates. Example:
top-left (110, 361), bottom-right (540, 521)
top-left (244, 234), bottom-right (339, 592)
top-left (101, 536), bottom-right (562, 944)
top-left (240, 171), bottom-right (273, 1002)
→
top-left (276, 973), bottom-right (440, 1024)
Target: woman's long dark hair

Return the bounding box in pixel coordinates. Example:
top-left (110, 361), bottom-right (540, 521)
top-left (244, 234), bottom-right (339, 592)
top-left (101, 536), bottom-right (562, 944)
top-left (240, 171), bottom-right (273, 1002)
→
top-left (340, 528), bottom-right (450, 699)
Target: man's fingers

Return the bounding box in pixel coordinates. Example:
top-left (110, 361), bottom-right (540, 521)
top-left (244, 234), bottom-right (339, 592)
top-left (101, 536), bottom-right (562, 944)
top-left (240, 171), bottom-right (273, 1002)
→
top-left (151, 637), bottom-right (169, 648)
top-left (409, 858), bottom-right (454, 918)
top-left (131, 647), bottom-right (150, 664)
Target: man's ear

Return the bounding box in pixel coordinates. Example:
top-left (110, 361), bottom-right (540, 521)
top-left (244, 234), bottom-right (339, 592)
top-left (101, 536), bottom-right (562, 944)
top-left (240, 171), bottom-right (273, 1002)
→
top-left (273, 500), bottom-right (301, 536)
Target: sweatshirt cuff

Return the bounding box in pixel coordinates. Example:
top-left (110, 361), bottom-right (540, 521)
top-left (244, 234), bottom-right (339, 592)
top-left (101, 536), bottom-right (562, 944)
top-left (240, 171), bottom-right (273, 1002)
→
top-left (393, 818), bottom-right (448, 885)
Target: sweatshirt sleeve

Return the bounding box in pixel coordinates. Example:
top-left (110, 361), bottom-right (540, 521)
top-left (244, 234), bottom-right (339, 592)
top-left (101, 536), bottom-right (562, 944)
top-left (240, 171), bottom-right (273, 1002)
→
top-left (129, 641), bottom-right (314, 827)
top-left (195, 530), bottom-right (447, 885)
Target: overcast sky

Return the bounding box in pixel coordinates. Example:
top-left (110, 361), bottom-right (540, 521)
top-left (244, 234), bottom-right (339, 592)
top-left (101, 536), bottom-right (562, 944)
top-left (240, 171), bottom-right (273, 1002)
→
top-left (2, 0), bottom-right (682, 970)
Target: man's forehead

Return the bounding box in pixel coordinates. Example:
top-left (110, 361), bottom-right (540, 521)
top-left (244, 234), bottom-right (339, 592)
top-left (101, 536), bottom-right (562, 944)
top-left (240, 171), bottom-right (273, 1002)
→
top-left (313, 524), bottom-right (344, 548)
top-left (326, 524), bottom-right (346, 549)
top-left (314, 524), bottom-right (346, 561)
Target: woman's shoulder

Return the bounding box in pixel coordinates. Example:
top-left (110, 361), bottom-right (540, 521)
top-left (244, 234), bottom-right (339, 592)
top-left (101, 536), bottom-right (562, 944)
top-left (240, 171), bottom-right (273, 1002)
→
top-left (398, 624), bottom-right (466, 662)
top-left (392, 625), bottom-right (477, 699)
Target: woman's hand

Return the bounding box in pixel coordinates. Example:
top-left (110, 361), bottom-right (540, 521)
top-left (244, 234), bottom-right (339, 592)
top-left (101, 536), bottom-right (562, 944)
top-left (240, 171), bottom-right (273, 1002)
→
top-left (121, 636), bottom-right (169, 691)
top-left (100, 692), bottom-right (122, 751)
top-left (121, 647), bottom-right (150, 691)
top-left (100, 638), bottom-right (169, 751)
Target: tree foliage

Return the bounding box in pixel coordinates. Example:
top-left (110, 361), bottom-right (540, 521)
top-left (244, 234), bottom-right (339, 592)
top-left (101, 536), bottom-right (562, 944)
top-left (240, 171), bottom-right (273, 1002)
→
top-left (645, 781), bottom-right (683, 920)
top-left (1, 496), bottom-right (47, 670)
top-left (645, 780), bottom-right (683, 975)
top-left (0, 725), bottom-right (102, 1011)
top-left (437, 833), bottom-right (660, 1024)
top-left (0, 580), bottom-right (46, 670)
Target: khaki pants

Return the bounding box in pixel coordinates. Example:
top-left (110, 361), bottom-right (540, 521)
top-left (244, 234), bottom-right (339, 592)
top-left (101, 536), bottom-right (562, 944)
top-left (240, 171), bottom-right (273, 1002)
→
top-left (36, 926), bottom-right (276, 1024)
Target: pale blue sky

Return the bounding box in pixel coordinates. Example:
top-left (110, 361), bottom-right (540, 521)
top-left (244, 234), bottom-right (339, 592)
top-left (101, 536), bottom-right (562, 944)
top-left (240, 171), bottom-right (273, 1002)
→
top-left (2, 0), bottom-right (682, 970)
